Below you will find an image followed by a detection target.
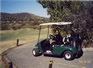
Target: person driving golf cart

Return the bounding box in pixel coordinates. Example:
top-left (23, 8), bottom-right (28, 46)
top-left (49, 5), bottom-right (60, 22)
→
top-left (51, 30), bottom-right (63, 45)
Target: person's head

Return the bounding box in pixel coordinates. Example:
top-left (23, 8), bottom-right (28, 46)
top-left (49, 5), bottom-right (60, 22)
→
top-left (56, 30), bottom-right (60, 35)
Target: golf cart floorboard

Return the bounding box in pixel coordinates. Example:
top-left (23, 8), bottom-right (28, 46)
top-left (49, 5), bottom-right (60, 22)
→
top-left (43, 52), bottom-right (53, 55)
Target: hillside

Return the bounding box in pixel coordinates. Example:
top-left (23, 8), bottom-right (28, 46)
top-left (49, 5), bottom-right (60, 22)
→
top-left (1, 12), bottom-right (43, 20)
top-left (0, 12), bottom-right (49, 24)
top-left (0, 12), bottom-right (49, 30)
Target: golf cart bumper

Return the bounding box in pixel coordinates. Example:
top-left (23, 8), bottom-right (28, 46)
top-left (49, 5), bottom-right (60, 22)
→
top-left (74, 50), bottom-right (83, 57)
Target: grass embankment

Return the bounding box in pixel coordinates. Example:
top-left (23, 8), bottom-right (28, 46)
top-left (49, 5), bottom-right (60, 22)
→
top-left (0, 28), bottom-right (51, 68)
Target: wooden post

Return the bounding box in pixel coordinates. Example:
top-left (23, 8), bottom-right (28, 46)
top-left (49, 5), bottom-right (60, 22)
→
top-left (9, 62), bottom-right (13, 68)
top-left (17, 39), bottom-right (19, 46)
top-left (49, 60), bottom-right (53, 68)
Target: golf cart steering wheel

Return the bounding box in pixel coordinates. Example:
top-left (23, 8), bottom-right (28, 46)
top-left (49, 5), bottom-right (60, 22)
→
top-left (49, 34), bottom-right (55, 40)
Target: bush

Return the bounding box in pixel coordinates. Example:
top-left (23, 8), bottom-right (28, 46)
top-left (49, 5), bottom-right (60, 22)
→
top-left (0, 24), bottom-right (11, 30)
top-left (0, 24), bottom-right (23, 30)
top-left (11, 24), bottom-right (23, 30)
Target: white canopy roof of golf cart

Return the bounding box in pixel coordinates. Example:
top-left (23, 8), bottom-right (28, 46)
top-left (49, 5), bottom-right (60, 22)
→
top-left (40, 22), bottom-right (72, 26)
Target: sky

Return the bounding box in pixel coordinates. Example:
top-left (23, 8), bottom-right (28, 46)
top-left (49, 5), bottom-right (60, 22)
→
top-left (1, 0), bottom-right (50, 18)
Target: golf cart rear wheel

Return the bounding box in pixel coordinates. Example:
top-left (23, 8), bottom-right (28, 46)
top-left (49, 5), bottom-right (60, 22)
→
top-left (32, 48), bottom-right (40, 56)
top-left (64, 51), bottom-right (74, 60)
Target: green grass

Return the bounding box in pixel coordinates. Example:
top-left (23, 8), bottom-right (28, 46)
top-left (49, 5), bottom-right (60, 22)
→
top-left (0, 28), bottom-right (47, 41)
top-left (0, 28), bottom-right (52, 67)
top-left (0, 28), bottom-right (52, 53)
top-left (0, 28), bottom-right (37, 41)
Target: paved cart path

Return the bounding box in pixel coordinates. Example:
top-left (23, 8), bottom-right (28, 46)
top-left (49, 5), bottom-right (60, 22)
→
top-left (7, 43), bottom-right (93, 68)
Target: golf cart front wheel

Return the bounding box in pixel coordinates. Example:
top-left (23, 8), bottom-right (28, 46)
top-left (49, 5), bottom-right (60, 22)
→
top-left (64, 51), bottom-right (74, 60)
top-left (32, 48), bottom-right (40, 56)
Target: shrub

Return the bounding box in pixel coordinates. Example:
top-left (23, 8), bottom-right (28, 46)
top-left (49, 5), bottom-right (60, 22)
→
top-left (0, 24), bottom-right (11, 30)
top-left (11, 24), bottom-right (23, 30)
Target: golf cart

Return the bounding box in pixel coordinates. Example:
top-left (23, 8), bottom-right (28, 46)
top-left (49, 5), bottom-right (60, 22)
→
top-left (32, 22), bottom-right (83, 60)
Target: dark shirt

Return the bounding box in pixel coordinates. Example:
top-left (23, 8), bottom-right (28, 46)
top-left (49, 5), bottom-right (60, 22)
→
top-left (55, 33), bottom-right (63, 44)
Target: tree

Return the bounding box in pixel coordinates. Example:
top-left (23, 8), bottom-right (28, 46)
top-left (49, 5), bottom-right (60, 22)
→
top-left (38, 0), bottom-right (93, 47)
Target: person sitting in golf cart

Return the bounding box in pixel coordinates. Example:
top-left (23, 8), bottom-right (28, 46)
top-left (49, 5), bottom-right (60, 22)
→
top-left (63, 34), bottom-right (71, 45)
top-left (55, 30), bottom-right (63, 45)
top-left (50, 30), bottom-right (63, 45)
